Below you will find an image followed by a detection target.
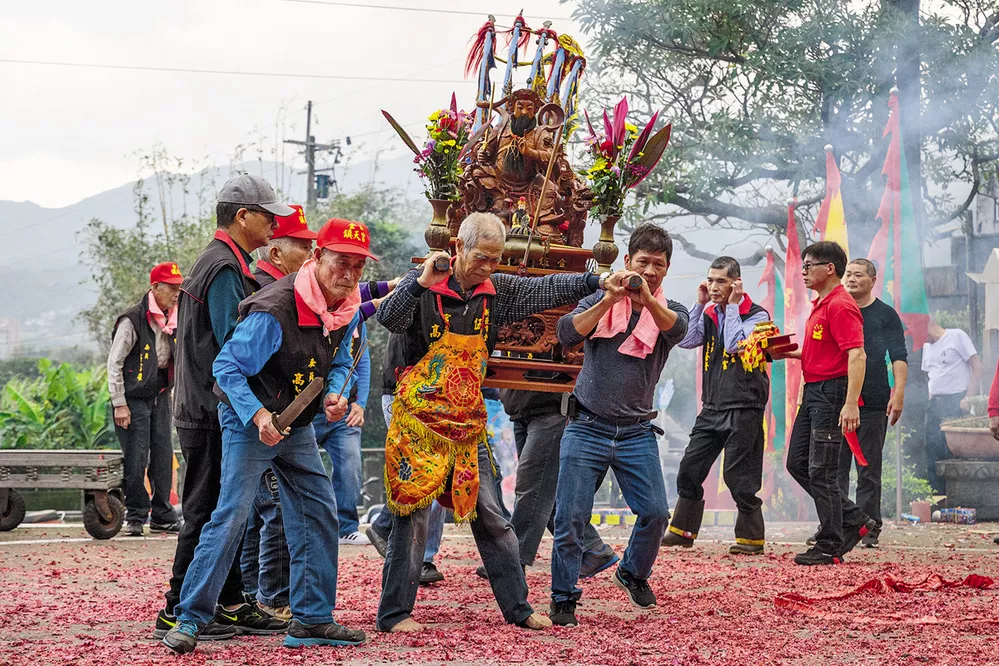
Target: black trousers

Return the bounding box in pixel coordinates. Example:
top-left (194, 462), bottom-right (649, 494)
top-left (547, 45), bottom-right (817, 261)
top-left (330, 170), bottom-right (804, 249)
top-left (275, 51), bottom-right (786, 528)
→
top-left (786, 378), bottom-right (868, 555)
top-left (925, 393), bottom-right (963, 494)
top-left (509, 412), bottom-right (606, 567)
top-left (674, 407), bottom-right (765, 541)
top-left (837, 407), bottom-right (889, 536)
top-left (115, 394), bottom-right (176, 526)
top-left (164, 427), bottom-right (244, 613)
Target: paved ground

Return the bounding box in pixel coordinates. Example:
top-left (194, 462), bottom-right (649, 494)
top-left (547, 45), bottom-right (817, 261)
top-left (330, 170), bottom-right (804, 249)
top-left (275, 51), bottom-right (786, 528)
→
top-left (1, 521), bottom-right (998, 665)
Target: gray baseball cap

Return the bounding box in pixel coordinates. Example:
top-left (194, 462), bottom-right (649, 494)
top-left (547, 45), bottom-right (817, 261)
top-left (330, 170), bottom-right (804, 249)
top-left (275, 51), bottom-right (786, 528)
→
top-left (217, 174), bottom-right (295, 216)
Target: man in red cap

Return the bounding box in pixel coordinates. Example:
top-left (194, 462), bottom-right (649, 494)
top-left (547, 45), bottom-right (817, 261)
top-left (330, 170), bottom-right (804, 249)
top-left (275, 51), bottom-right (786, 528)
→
top-left (254, 204), bottom-right (318, 287)
top-left (163, 218), bottom-right (376, 654)
top-left (240, 203), bottom-right (316, 620)
top-left (108, 262), bottom-right (184, 537)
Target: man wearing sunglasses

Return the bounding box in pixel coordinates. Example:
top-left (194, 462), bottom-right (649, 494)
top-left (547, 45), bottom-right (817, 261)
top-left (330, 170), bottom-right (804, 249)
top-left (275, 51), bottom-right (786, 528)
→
top-left (771, 240), bottom-right (874, 565)
top-left (155, 175), bottom-right (293, 640)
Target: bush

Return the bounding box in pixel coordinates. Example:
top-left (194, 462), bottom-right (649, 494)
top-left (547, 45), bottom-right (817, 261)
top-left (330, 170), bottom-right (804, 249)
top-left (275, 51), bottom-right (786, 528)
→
top-left (881, 459), bottom-right (934, 519)
top-left (0, 359), bottom-right (114, 450)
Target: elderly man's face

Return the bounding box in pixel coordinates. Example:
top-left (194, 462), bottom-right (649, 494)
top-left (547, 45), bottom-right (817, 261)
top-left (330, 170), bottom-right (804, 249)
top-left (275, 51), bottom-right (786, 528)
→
top-left (151, 283), bottom-right (181, 311)
top-left (273, 237), bottom-right (313, 275)
top-left (455, 237), bottom-right (503, 287)
top-left (314, 249), bottom-right (366, 304)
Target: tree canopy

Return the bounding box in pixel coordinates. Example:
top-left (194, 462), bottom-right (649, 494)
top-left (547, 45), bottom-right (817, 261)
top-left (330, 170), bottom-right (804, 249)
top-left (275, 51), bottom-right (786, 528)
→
top-left (573, 0), bottom-right (999, 261)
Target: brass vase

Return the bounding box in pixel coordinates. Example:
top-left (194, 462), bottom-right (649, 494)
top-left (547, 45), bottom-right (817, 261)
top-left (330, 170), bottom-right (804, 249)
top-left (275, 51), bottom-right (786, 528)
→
top-left (425, 198), bottom-right (453, 253)
top-left (592, 213), bottom-right (621, 272)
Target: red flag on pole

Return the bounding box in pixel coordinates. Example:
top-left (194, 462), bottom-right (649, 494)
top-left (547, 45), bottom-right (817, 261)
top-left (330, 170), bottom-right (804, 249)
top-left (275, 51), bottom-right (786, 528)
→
top-left (866, 88), bottom-right (930, 348)
top-left (784, 200), bottom-right (809, 439)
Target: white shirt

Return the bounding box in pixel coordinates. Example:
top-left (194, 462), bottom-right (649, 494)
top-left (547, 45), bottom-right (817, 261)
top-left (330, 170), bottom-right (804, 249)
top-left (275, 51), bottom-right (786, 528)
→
top-left (921, 329), bottom-right (977, 397)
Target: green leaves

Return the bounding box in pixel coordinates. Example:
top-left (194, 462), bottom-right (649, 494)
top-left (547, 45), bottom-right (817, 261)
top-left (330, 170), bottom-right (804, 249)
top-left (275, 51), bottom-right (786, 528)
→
top-left (0, 359), bottom-right (113, 450)
top-left (574, 0), bottom-right (999, 240)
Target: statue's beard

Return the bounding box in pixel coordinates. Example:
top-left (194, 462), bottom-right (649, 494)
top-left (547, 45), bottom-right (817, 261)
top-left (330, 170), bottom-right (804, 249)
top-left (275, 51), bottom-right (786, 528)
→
top-left (505, 115), bottom-right (537, 176)
top-left (511, 115), bottom-right (536, 137)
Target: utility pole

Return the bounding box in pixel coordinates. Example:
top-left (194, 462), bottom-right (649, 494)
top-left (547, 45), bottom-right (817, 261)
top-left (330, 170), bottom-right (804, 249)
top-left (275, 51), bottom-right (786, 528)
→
top-left (284, 101), bottom-right (344, 212)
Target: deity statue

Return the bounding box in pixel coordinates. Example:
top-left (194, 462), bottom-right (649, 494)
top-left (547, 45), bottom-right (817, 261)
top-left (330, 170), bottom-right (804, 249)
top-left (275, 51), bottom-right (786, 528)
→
top-left (450, 88), bottom-right (592, 247)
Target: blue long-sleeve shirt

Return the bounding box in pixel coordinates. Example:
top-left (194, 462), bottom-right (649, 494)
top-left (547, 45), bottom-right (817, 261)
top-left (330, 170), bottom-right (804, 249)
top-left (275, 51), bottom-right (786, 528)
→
top-left (678, 302), bottom-right (769, 354)
top-left (353, 321), bottom-right (371, 410)
top-left (213, 310), bottom-right (361, 427)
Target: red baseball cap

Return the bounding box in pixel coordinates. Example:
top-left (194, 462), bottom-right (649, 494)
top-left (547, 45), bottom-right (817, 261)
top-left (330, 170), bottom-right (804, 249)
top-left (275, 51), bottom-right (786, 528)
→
top-left (272, 204), bottom-right (318, 241)
top-left (317, 218), bottom-right (380, 261)
top-left (150, 262), bottom-right (183, 285)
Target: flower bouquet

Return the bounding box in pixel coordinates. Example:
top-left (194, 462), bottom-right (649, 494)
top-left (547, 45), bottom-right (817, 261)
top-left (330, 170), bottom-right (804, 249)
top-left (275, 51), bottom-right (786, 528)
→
top-left (580, 97), bottom-right (672, 218)
top-left (382, 94), bottom-right (473, 202)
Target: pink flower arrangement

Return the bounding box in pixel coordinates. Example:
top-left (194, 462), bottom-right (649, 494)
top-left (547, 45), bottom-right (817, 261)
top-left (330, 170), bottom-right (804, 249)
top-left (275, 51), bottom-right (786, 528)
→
top-left (580, 97), bottom-right (672, 217)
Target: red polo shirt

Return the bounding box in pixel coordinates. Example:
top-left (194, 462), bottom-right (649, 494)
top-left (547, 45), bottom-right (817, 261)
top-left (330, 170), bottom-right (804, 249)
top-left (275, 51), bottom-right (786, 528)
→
top-left (801, 284), bottom-right (864, 383)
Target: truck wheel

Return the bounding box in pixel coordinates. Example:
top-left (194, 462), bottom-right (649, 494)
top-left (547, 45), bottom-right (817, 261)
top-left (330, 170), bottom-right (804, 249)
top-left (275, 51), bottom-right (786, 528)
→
top-left (0, 490), bottom-right (26, 531)
top-left (83, 495), bottom-right (125, 539)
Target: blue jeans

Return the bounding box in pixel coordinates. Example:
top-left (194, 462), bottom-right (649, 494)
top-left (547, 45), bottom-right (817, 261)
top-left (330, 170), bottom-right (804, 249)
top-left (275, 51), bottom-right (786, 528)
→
top-left (239, 469), bottom-right (290, 608)
top-left (315, 414), bottom-right (362, 537)
top-left (372, 393), bottom-right (445, 563)
top-left (551, 413), bottom-right (670, 603)
top-left (176, 404), bottom-right (341, 627)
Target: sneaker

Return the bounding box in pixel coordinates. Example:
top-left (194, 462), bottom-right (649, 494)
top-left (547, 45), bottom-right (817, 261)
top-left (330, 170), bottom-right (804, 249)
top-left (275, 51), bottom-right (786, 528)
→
top-left (806, 527), bottom-right (819, 546)
top-left (728, 543), bottom-right (764, 555)
top-left (283, 619), bottom-right (365, 648)
top-left (661, 531), bottom-right (694, 548)
top-left (861, 534), bottom-right (880, 548)
top-left (125, 522), bottom-right (144, 537)
top-left (549, 599), bottom-right (579, 627)
top-left (162, 619), bottom-right (199, 654)
top-left (580, 543), bottom-right (620, 579)
top-left (214, 597), bottom-right (289, 635)
top-left (260, 603), bottom-right (293, 622)
top-left (612, 569), bottom-right (656, 609)
top-left (339, 531), bottom-right (370, 546)
top-left (153, 608), bottom-right (177, 639)
top-left (839, 519), bottom-right (877, 556)
top-left (153, 608), bottom-right (237, 641)
top-left (368, 525), bottom-right (389, 558)
top-left (793, 547), bottom-right (843, 566)
top-left (419, 562), bottom-right (444, 585)
top-left (150, 521), bottom-right (183, 534)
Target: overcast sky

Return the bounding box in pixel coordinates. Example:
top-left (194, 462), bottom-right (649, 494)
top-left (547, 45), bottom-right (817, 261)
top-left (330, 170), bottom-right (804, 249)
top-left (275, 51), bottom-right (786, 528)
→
top-left (0, 0), bottom-right (584, 208)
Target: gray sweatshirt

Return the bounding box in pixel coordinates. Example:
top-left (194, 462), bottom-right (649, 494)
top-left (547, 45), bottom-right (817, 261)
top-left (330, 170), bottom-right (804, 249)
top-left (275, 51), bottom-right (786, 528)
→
top-left (557, 291), bottom-right (689, 422)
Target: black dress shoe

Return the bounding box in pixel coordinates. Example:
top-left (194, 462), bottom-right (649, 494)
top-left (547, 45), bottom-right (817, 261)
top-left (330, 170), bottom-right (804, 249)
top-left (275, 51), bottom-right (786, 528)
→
top-left (150, 521), bottom-right (183, 534)
top-left (419, 562), bottom-right (444, 585)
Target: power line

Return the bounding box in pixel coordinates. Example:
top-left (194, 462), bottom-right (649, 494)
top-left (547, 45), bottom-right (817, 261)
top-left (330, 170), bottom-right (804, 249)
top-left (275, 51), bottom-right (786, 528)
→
top-left (0, 57), bottom-right (472, 84)
top-left (280, 0), bottom-right (573, 21)
top-left (4, 243), bottom-right (78, 269)
top-left (312, 56), bottom-right (466, 108)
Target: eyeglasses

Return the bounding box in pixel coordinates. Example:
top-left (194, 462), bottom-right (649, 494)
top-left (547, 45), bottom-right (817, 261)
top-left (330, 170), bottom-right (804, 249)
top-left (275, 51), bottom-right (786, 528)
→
top-left (801, 261), bottom-right (833, 273)
top-left (245, 206), bottom-right (276, 222)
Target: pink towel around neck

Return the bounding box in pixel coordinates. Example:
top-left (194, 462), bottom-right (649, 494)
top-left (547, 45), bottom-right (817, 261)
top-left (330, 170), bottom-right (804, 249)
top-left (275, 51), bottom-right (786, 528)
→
top-left (146, 289), bottom-right (177, 335)
top-left (294, 258), bottom-right (361, 334)
top-left (591, 286), bottom-right (667, 359)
